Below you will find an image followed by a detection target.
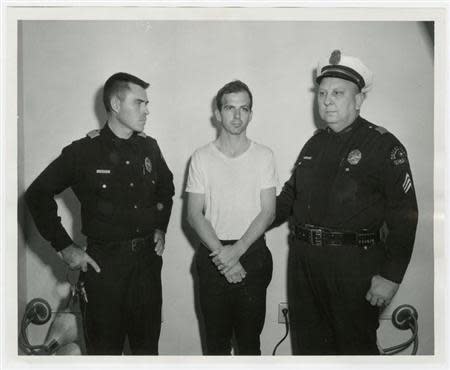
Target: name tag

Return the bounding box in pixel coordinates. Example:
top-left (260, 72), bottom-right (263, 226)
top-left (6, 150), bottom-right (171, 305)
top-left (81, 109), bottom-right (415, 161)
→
top-left (96, 169), bottom-right (111, 174)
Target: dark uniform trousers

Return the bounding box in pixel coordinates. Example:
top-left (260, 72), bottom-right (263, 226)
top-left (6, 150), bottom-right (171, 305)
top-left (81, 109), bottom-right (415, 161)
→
top-left (288, 237), bottom-right (384, 355)
top-left (196, 237), bottom-right (273, 355)
top-left (81, 236), bottom-right (162, 355)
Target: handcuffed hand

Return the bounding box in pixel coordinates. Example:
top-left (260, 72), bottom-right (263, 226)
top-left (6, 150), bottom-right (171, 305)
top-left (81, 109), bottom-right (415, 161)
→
top-left (224, 262), bottom-right (247, 284)
top-left (210, 241), bottom-right (245, 274)
top-left (365, 274), bottom-right (399, 307)
top-left (58, 244), bottom-right (100, 273)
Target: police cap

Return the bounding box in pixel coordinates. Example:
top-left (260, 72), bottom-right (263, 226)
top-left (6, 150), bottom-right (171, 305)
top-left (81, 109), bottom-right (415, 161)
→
top-left (316, 50), bottom-right (373, 92)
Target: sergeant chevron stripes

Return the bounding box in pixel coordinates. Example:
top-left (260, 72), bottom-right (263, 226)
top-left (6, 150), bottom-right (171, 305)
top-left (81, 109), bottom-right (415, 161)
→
top-left (403, 173), bottom-right (412, 194)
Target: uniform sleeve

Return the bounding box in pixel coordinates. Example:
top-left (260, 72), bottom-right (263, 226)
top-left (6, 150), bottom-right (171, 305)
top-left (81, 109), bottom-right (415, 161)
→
top-left (25, 145), bottom-right (77, 251)
top-left (185, 150), bottom-right (206, 194)
top-left (260, 149), bottom-right (278, 189)
top-left (379, 138), bottom-right (418, 283)
top-left (153, 140), bottom-right (175, 233)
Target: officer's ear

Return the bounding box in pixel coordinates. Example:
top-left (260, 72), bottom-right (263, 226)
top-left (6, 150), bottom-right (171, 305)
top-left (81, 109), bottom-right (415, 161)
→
top-left (110, 95), bottom-right (121, 114)
top-left (355, 91), bottom-right (366, 111)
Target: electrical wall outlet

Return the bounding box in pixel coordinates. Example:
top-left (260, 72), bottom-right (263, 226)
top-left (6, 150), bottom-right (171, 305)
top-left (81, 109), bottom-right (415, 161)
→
top-left (278, 302), bottom-right (289, 323)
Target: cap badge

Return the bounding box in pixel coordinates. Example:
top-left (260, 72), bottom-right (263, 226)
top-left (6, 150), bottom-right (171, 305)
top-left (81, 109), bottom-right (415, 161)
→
top-left (144, 157), bottom-right (152, 174)
top-left (347, 149), bottom-right (362, 165)
top-left (329, 49), bottom-right (341, 65)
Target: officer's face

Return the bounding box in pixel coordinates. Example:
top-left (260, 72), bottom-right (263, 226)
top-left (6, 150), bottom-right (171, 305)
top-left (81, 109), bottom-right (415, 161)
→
top-left (215, 91), bottom-right (253, 137)
top-left (115, 83), bottom-right (149, 134)
top-left (317, 77), bottom-right (364, 132)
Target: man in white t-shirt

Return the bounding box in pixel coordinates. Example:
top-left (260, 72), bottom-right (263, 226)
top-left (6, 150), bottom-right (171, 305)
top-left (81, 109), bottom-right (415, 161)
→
top-left (186, 80), bottom-right (278, 355)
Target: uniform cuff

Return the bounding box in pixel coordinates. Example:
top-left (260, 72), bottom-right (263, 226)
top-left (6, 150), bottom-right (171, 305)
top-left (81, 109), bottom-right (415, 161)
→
top-left (379, 262), bottom-right (406, 284)
top-left (154, 201), bottom-right (172, 233)
top-left (51, 232), bottom-right (73, 252)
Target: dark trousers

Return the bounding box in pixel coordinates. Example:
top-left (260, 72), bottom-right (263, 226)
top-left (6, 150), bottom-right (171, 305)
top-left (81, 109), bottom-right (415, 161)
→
top-left (196, 237), bottom-right (273, 355)
top-left (80, 237), bottom-right (162, 355)
top-left (288, 237), bottom-right (385, 355)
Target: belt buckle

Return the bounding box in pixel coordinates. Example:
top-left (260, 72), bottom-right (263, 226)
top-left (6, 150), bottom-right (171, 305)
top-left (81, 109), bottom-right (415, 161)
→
top-left (358, 232), bottom-right (375, 249)
top-left (131, 237), bottom-right (145, 252)
top-left (310, 228), bottom-right (323, 246)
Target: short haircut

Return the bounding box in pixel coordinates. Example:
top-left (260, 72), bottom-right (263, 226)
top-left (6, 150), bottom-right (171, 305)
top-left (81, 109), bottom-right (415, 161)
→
top-left (103, 72), bottom-right (150, 112)
top-left (215, 80), bottom-right (253, 111)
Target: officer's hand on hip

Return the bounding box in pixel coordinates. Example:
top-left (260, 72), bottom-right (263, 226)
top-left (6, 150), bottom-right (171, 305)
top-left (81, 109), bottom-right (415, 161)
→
top-left (58, 244), bottom-right (101, 273)
top-left (365, 274), bottom-right (399, 307)
top-left (154, 229), bottom-right (165, 256)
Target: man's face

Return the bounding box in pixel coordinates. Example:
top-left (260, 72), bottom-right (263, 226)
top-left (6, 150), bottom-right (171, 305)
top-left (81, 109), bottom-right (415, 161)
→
top-left (215, 91), bottom-right (252, 136)
top-left (114, 83), bottom-right (149, 133)
top-left (317, 77), bottom-right (364, 132)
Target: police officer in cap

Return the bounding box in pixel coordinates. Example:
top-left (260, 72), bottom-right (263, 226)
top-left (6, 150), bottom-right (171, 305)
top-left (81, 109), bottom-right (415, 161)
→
top-left (274, 51), bottom-right (418, 354)
top-left (26, 72), bottom-right (175, 355)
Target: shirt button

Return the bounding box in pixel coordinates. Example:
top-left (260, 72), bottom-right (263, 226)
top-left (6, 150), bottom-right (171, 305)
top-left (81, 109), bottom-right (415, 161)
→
top-left (136, 228), bottom-right (140, 233)
top-left (125, 160), bottom-right (130, 165)
top-left (134, 204), bottom-right (138, 209)
top-left (130, 182), bottom-right (134, 187)
top-left (345, 168), bottom-right (350, 172)
top-left (102, 184), bottom-right (107, 189)
top-left (152, 180), bottom-right (155, 184)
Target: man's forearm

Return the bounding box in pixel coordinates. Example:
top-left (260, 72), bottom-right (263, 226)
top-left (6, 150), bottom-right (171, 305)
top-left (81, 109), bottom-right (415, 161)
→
top-left (237, 208), bottom-right (275, 254)
top-left (187, 213), bottom-right (223, 252)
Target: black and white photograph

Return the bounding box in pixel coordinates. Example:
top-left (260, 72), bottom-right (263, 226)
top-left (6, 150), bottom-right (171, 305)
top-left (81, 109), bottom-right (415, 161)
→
top-left (1, 3), bottom-right (448, 369)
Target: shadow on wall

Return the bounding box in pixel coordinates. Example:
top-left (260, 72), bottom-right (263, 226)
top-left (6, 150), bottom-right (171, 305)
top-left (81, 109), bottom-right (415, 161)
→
top-left (422, 21), bottom-right (434, 58)
top-left (180, 158), bottom-right (207, 354)
top-left (18, 85), bottom-right (107, 355)
top-left (210, 96), bottom-right (221, 139)
top-left (311, 68), bottom-right (327, 131)
top-left (94, 86), bottom-right (108, 128)
top-left (20, 84), bottom-right (106, 289)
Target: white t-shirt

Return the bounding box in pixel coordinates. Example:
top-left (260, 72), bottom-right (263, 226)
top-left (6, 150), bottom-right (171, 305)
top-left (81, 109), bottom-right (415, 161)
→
top-left (186, 141), bottom-right (278, 240)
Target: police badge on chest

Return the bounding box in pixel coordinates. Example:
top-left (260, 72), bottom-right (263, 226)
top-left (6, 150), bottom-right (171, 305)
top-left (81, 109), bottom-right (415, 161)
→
top-left (143, 157), bottom-right (152, 175)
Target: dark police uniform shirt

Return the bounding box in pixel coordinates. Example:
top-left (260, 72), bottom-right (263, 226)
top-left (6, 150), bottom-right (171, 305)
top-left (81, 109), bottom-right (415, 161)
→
top-left (275, 116), bottom-right (418, 283)
top-left (26, 123), bottom-right (175, 251)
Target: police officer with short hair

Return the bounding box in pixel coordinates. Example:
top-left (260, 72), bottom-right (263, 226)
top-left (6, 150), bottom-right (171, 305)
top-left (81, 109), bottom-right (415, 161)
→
top-left (25, 72), bottom-right (175, 355)
top-left (274, 51), bottom-right (418, 355)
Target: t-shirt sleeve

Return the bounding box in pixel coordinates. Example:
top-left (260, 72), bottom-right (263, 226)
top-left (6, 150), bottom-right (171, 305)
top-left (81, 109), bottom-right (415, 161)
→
top-left (260, 149), bottom-right (278, 189)
top-left (185, 150), bottom-right (206, 193)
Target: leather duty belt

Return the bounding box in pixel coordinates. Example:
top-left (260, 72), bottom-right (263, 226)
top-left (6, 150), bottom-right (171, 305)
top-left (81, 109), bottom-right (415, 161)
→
top-left (291, 224), bottom-right (380, 249)
top-left (88, 234), bottom-right (153, 253)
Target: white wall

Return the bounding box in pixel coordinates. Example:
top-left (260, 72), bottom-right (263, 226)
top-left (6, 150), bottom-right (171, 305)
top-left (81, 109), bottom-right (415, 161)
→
top-left (18, 20), bottom-right (434, 355)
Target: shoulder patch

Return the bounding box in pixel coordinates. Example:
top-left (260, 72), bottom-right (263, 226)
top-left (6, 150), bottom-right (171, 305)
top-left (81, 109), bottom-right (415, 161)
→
top-left (138, 132), bottom-right (147, 138)
top-left (374, 126), bottom-right (388, 135)
top-left (390, 145), bottom-right (408, 166)
top-left (86, 129), bottom-right (100, 139)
